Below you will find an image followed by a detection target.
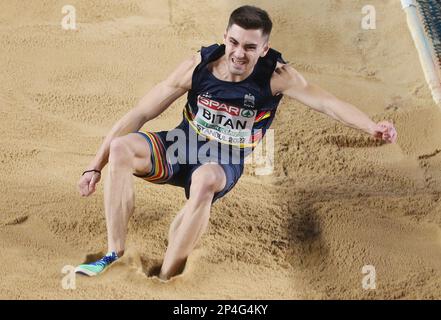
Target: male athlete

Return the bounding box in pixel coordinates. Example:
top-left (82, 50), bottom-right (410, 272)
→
top-left (75, 6), bottom-right (397, 280)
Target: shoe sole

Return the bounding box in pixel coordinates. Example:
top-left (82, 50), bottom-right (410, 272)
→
top-left (75, 266), bottom-right (98, 277)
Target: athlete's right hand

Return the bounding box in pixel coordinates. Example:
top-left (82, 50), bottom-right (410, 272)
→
top-left (78, 171), bottom-right (101, 196)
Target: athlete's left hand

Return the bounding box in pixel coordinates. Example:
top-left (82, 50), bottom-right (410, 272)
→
top-left (371, 121), bottom-right (397, 143)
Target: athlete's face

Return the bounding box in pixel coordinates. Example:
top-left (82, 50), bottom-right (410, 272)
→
top-left (223, 24), bottom-right (270, 76)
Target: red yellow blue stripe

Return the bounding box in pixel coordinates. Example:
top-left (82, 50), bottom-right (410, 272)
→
top-left (137, 132), bottom-right (173, 183)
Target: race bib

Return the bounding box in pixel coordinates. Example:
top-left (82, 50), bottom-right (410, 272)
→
top-left (193, 95), bottom-right (256, 145)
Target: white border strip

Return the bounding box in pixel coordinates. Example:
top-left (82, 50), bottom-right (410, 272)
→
top-left (401, 0), bottom-right (441, 105)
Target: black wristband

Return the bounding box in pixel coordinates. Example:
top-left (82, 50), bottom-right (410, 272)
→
top-left (82, 169), bottom-right (101, 176)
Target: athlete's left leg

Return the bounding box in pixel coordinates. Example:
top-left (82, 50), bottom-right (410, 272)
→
top-left (159, 163), bottom-right (226, 280)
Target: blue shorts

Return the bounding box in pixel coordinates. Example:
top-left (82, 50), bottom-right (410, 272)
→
top-left (132, 126), bottom-right (245, 203)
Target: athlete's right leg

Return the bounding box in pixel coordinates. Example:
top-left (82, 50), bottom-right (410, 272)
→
top-left (104, 133), bottom-right (153, 257)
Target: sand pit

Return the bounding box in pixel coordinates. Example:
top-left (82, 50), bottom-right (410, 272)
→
top-left (1, 0), bottom-right (440, 299)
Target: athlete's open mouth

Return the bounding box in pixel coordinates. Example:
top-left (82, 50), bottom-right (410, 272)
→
top-left (232, 57), bottom-right (247, 67)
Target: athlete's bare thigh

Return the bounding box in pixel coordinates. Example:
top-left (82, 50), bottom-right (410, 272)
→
top-left (115, 133), bottom-right (153, 176)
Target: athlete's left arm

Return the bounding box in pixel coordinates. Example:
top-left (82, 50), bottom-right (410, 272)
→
top-left (271, 63), bottom-right (397, 143)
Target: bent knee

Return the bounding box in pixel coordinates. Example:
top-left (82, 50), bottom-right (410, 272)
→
top-left (190, 165), bottom-right (226, 197)
top-left (109, 136), bottom-right (133, 164)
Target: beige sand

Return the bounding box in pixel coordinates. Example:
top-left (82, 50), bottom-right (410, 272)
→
top-left (1, 0), bottom-right (440, 299)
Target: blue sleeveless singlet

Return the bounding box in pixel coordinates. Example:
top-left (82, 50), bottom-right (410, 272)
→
top-left (179, 43), bottom-right (286, 156)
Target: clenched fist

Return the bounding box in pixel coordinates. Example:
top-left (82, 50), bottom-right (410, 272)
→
top-left (371, 121), bottom-right (397, 144)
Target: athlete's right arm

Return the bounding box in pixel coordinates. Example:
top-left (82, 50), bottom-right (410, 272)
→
top-left (79, 54), bottom-right (200, 193)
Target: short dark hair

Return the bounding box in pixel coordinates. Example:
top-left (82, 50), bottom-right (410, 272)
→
top-left (227, 6), bottom-right (272, 38)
